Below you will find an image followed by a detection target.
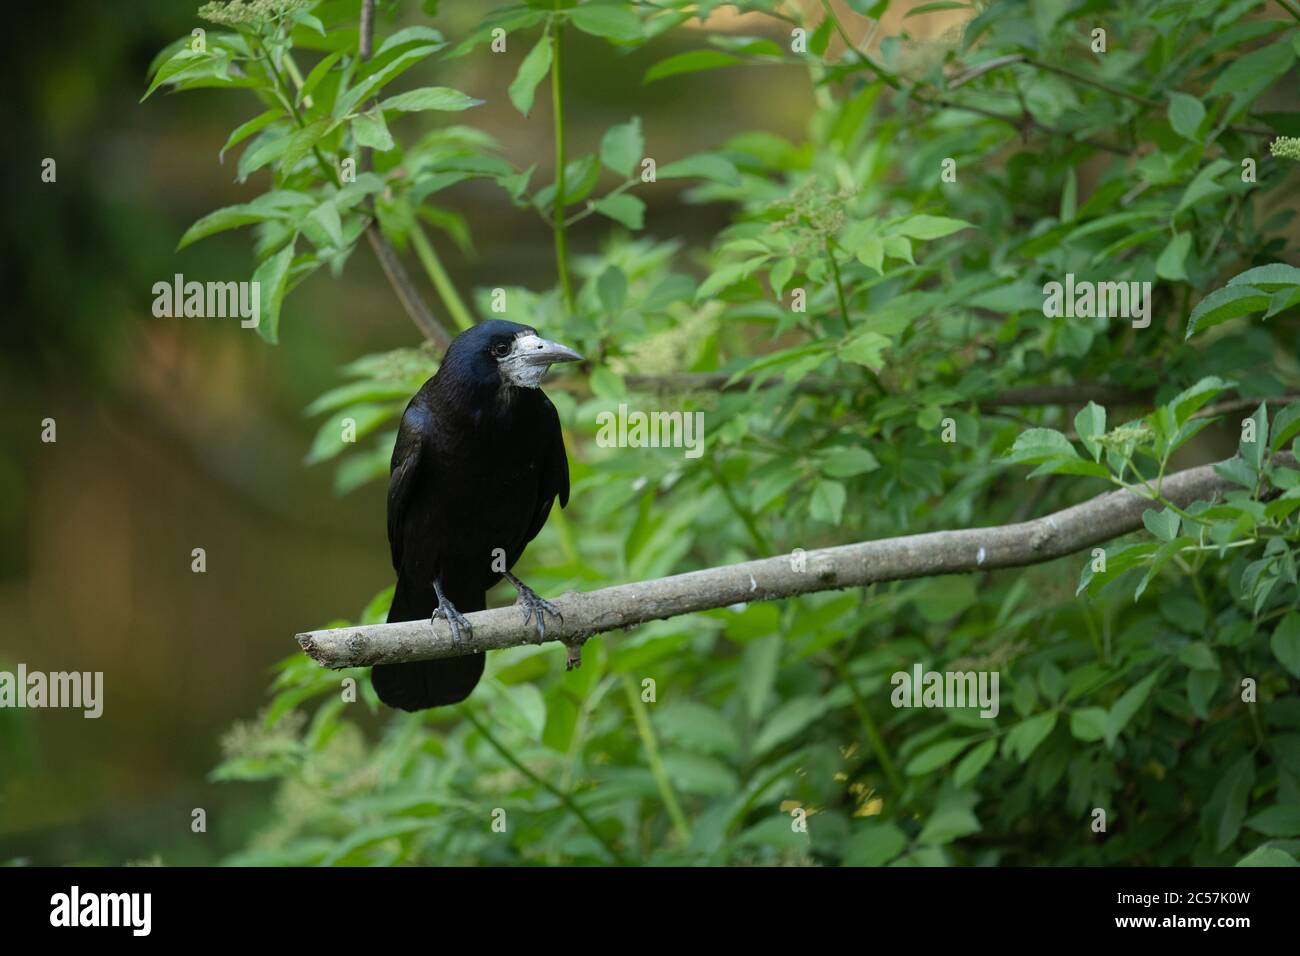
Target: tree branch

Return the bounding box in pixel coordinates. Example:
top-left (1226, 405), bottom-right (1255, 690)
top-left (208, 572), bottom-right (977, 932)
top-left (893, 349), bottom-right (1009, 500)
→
top-left (297, 454), bottom-right (1276, 669)
top-left (358, 0), bottom-right (456, 351)
top-left (617, 373), bottom-right (1149, 408)
top-left (945, 53), bottom-right (1273, 138)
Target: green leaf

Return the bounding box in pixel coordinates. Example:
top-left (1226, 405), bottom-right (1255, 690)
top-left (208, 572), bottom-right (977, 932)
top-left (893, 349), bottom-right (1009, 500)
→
top-left (1006, 711), bottom-right (1057, 762)
top-left (1142, 508), bottom-right (1180, 542)
top-left (509, 34), bottom-right (552, 116)
top-left (1227, 263), bottom-right (1300, 290)
top-left (1208, 40), bottom-right (1295, 98)
top-left (309, 201), bottom-right (343, 247)
top-left (1271, 612), bottom-right (1300, 678)
top-left (141, 49), bottom-right (211, 101)
top-left (843, 820), bottom-right (909, 866)
top-left (1155, 232), bottom-right (1192, 281)
top-left (820, 446), bottom-right (880, 477)
top-left (854, 236), bottom-right (883, 274)
top-left (770, 257), bottom-right (797, 299)
top-left (281, 117), bottom-right (337, 172)
top-left (1215, 456), bottom-right (1257, 489)
top-left (809, 479), bottom-right (846, 524)
top-left (251, 242), bottom-right (296, 345)
top-left (1185, 284), bottom-right (1270, 339)
top-left (1270, 402), bottom-right (1300, 452)
top-left (336, 44), bottom-right (441, 117)
top-left (644, 50), bottom-right (741, 83)
top-left (1075, 402), bottom-right (1106, 462)
top-left (1187, 669), bottom-right (1219, 719)
top-left (953, 738), bottom-right (996, 787)
top-left (1005, 428), bottom-right (1080, 464)
top-left (1105, 671), bottom-right (1159, 748)
top-left (882, 235), bottom-right (913, 264)
top-left (1167, 92), bottom-right (1206, 140)
top-left (177, 201), bottom-right (277, 251)
top-left (740, 636), bottom-right (781, 722)
top-left (838, 332), bottom-right (891, 371)
top-left (351, 109), bottom-right (394, 151)
top-left (906, 737), bottom-right (976, 776)
top-left (237, 132), bottom-right (290, 182)
top-left (1176, 158), bottom-right (1232, 213)
top-left (298, 50), bottom-right (344, 105)
top-left (906, 2), bottom-right (971, 16)
top-left (887, 215), bottom-right (973, 240)
top-left (375, 26), bottom-right (446, 58)
top-left (1178, 642), bottom-right (1219, 671)
top-left (752, 696), bottom-right (829, 755)
top-left (657, 154), bottom-right (741, 185)
top-left (1078, 541), bottom-right (1158, 596)
top-left (1236, 846), bottom-right (1299, 867)
top-left (305, 380), bottom-right (414, 417)
top-left (592, 194), bottom-right (645, 230)
top-left (600, 117), bottom-right (643, 177)
top-left (380, 86), bottom-right (483, 112)
top-left (663, 752), bottom-right (739, 796)
top-left (219, 110), bottom-right (282, 162)
top-left (1171, 376), bottom-right (1234, 425)
top-left (1069, 707), bottom-right (1108, 742)
top-left (1242, 402), bottom-right (1268, 470)
top-left (1213, 754), bottom-right (1256, 851)
top-left (596, 265), bottom-right (627, 312)
top-left (568, 3), bottom-right (643, 41)
top-left (654, 702), bottom-right (741, 758)
top-left (917, 806), bottom-right (981, 845)
top-left (493, 682), bottom-right (548, 740)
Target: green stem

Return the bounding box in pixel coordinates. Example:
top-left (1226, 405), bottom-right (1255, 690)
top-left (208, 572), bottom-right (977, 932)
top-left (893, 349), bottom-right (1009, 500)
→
top-left (709, 460), bottom-right (771, 553)
top-left (833, 654), bottom-right (905, 799)
top-left (1079, 596), bottom-right (1105, 662)
top-left (410, 222), bottom-right (474, 331)
top-left (621, 675), bottom-right (692, 845)
top-left (260, 31), bottom-right (472, 341)
top-left (564, 178), bottom-right (637, 227)
top-left (281, 50), bottom-right (312, 108)
top-left (461, 707), bottom-right (630, 865)
top-left (254, 40), bottom-right (339, 187)
top-left (826, 239), bottom-right (850, 329)
top-left (816, 0), bottom-right (900, 89)
top-left (550, 13), bottom-right (575, 312)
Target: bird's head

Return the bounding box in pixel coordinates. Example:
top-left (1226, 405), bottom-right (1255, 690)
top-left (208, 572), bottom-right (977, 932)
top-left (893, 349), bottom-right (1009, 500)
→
top-left (444, 319), bottom-right (584, 391)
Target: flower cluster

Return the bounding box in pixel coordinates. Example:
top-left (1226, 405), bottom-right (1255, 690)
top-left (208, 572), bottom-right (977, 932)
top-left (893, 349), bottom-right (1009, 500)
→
top-left (197, 0), bottom-right (313, 29)
top-left (1270, 136), bottom-right (1300, 162)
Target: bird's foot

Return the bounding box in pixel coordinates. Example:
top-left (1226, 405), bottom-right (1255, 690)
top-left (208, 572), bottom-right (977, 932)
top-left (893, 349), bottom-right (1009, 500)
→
top-left (431, 598), bottom-right (473, 644)
top-left (508, 576), bottom-right (562, 644)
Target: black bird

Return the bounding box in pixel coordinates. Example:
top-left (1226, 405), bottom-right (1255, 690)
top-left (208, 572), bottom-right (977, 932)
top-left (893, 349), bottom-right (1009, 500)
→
top-left (372, 320), bottom-right (583, 711)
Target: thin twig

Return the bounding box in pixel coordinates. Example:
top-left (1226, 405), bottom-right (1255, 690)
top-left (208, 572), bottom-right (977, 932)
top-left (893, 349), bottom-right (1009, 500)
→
top-left (460, 708), bottom-right (630, 865)
top-left (358, 0), bottom-right (460, 348)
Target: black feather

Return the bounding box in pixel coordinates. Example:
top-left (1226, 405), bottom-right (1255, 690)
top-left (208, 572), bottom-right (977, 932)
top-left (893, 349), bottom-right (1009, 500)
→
top-left (372, 320), bottom-right (571, 711)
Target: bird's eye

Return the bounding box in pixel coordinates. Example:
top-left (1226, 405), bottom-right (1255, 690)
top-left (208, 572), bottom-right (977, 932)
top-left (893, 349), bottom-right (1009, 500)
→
top-left (491, 342), bottom-right (510, 358)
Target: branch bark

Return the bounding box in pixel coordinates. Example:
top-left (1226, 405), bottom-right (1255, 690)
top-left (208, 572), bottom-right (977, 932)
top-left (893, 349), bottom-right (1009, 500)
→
top-left (297, 454), bottom-right (1265, 669)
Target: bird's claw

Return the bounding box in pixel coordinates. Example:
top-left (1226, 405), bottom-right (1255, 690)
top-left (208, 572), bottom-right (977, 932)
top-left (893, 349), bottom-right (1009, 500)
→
top-left (515, 583), bottom-right (562, 644)
top-left (431, 599), bottom-right (473, 644)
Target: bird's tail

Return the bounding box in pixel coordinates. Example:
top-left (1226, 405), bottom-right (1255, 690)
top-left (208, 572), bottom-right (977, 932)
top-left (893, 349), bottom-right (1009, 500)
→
top-left (371, 576), bottom-right (486, 711)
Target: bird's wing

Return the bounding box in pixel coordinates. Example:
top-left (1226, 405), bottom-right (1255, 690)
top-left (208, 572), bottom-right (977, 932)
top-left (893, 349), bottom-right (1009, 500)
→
top-left (387, 403), bottom-right (429, 573)
top-left (520, 393), bottom-right (569, 549)
top-left (545, 392), bottom-right (571, 510)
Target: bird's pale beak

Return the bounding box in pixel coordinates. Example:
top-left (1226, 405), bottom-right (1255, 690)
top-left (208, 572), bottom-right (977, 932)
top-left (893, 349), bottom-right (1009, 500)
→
top-left (522, 337), bottom-right (584, 367)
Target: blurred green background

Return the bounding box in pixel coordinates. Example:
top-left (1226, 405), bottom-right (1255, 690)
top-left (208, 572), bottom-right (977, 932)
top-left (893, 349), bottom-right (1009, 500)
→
top-left (0, 0), bottom-right (820, 864)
